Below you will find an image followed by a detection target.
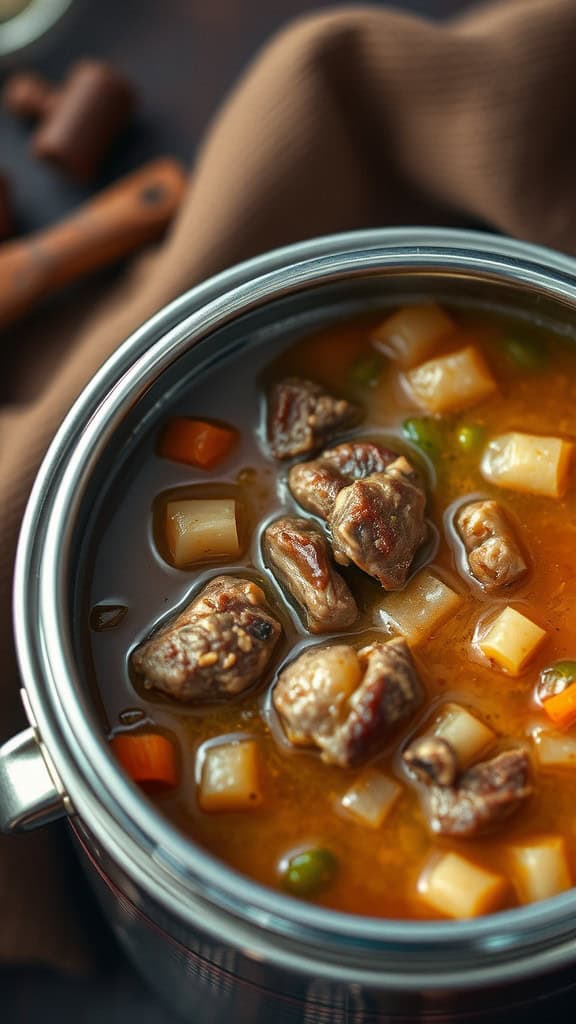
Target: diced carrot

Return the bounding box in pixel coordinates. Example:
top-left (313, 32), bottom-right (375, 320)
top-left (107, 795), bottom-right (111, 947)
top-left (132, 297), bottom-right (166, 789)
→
top-left (111, 732), bottom-right (178, 788)
top-left (542, 685), bottom-right (576, 730)
top-left (159, 418), bottom-right (237, 469)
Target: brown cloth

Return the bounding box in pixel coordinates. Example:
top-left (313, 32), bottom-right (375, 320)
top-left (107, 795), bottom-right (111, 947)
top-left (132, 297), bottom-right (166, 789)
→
top-left (1, 0), bottom-right (576, 969)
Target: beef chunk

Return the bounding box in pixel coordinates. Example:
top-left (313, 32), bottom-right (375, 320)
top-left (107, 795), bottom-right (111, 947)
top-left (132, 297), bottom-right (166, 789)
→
top-left (130, 576), bottom-right (281, 702)
top-left (288, 441), bottom-right (398, 520)
top-left (329, 456), bottom-right (427, 589)
top-left (267, 377), bottom-right (358, 460)
top-left (402, 735), bottom-right (457, 787)
top-left (456, 500), bottom-right (528, 591)
top-left (273, 638), bottom-right (425, 767)
top-left (403, 741), bottom-right (533, 837)
top-left (263, 516), bottom-right (358, 634)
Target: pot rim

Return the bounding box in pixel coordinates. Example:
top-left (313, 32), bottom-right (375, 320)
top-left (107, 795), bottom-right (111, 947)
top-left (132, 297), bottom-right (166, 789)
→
top-left (13, 227), bottom-right (576, 983)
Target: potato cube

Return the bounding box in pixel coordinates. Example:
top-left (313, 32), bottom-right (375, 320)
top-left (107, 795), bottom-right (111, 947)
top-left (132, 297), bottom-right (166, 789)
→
top-left (341, 770), bottom-right (401, 829)
top-left (478, 606), bottom-right (547, 675)
top-left (199, 739), bottom-right (263, 812)
top-left (405, 346), bottom-right (496, 415)
top-left (509, 836), bottom-right (571, 904)
top-left (481, 432), bottom-right (573, 498)
top-left (532, 728), bottom-right (576, 769)
top-left (379, 569), bottom-right (462, 646)
top-left (433, 703), bottom-right (496, 769)
top-left (372, 302), bottom-right (455, 367)
top-left (166, 498), bottom-right (239, 568)
top-left (418, 852), bottom-right (508, 919)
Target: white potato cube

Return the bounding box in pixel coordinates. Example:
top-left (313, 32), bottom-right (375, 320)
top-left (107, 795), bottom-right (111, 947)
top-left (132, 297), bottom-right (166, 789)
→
top-left (418, 852), bottom-right (507, 919)
top-left (166, 498), bottom-right (239, 567)
top-left (481, 432), bottom-right (573, 499)
top-left (433, 703), bottom-right (496, 769)
top-left (478, 606), bottom-right (547, 675)
top-left (372, 302), bottom-right (455, 367)
top-left (341, 769), bottom-right (401, 829)
top-left (379, 569), bottom-right (462, 646)
top-left (532, 728), bottom-right (576, 769)
top-left (199, 739), bottom-right (263, 812)
top-left (405, 345), bottom-right (496, 415)
top-left (509, 836), bottom-right (571, 904)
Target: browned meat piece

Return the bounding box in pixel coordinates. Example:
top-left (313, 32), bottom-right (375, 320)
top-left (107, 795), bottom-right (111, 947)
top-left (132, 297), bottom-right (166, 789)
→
top-left (404, 742), bottom-right (533, 837)
top-left (402, 736), bottom-right (457, 786)
top-left (455, 500), bottom-right (528, 591)
top-left (130, 576), bottom-right (281, 702)
top-left (273, 638), bottom-right (425, 767)
top-left (288, 441), bottom-right (398, 520)
top-left (267, 377), bottom-right (358, 460)
top-left (262, 516), bottom-right (358, 634)
top-left (329, 456), bottom-right (427, 589)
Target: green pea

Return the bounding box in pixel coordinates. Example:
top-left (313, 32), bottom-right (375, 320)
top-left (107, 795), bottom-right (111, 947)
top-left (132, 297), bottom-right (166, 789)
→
top-left (538, 660), bottom-right (576, 701)
top-left (503, 336), bottom-right (548, 371)
top-left (351, 353), bottom-right (383, 389)
top-left (541, 660), bottom-right (576, 687)
top-left (282, 847), bottom-right (338, 898)
top-left (456, 424), bottom-right (485, 452)
top-left (402, 416), bottom-right (442, 458)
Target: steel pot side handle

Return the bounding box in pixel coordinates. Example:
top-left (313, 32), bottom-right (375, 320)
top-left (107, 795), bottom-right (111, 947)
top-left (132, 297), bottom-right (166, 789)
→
top-left (0, 726), bottom-right (69, 832)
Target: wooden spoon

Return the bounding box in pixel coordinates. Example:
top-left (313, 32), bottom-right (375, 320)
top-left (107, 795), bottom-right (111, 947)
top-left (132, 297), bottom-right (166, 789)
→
top-left (0, 157), bottom-right (187, 329)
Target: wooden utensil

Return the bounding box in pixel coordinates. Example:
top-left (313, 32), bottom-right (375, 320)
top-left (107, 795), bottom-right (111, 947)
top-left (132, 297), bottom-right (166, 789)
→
top-left (0, 157), bottom-right (187, 329)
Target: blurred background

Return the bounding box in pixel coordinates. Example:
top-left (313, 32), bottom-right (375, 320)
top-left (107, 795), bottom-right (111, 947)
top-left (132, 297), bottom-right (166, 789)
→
top-left (2, 0), bottom-right (465, 234)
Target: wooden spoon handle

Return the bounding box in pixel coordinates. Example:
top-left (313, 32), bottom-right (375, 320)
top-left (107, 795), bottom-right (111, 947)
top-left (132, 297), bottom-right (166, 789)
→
top-left (0, 157), bottom-right (187, 329)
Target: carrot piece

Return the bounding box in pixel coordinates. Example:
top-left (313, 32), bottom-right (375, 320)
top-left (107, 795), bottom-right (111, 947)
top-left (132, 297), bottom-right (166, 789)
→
top-left (159, 418), bottom-right (236, 469)
top-left (542, 685), bottom-right (576, 730)
top-left (111, 732), bottom-right (178, 788)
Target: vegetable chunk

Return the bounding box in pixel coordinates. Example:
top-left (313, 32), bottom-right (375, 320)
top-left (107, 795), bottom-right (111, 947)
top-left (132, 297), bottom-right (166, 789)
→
top-left (199, 738), bottom-right (263, 812)
top-left (405, 346), bottom-right (496, 415)
top-left (372, 303), bottom-right (455, 367)
top-left (166, 498), bottom-right (239, 567)
top-left (532, 729), bottom-right (576, 769)
top-left (478, 606), bottom-right (547, 675)
top-left (418, 852), bottom-right (508, 919)
top-left (481, 432), bottom-right (573, 498)
top-left (159, 418), bottom-right (237, 469)
top-left (432, 703), bottom-right (496, 769)
top-left (111, 732), bottom-right (178, 788)
top-left (541, 684), bottom-right (576, 730)
top-left (341, 769), bottom-right (401, 829)
top-left (379, 569), bottom-right (462, 645)
top-left (509, 836), bottom-right (571, 903)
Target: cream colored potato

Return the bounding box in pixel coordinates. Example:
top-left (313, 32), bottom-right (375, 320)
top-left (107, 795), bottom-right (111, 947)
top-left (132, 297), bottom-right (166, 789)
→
top-left (166, 498), bottom-right (239, 567)
top-left (371, 302), bottom-right (455, 367)
top-left (405, 345), bottom-right (496, 414)
top-left (433, 703), bottom-right (496, 769)
top-left (418, 852), bottom-right (508, 919)
top-left (532, 728), bottom-right (576, 769)
top-left (509, 836), bottom-right (571, 904)
top-left (340, 769), bottom-right (401, 829)
top-left (379, 569), bottom-right (462, 646)
top-left (478, 606), bottom-right (547, 675)
top-left (481, 432), bottom-right (573, 498)
top-left (199, 739), bottom-right (263, 812)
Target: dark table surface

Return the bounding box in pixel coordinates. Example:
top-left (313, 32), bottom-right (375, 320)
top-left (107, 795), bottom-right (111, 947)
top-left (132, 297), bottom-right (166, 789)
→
top-left (1, 0), bottom-right (575, 1021)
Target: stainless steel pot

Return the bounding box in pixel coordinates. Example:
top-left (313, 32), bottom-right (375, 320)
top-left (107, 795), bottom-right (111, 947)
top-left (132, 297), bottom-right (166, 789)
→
top-left (3, 227), bottom-right (576, 1022)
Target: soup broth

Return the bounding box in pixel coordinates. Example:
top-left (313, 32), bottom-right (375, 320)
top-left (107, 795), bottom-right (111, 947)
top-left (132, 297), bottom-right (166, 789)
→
top-left (88, 302), bottom-right (576, 920)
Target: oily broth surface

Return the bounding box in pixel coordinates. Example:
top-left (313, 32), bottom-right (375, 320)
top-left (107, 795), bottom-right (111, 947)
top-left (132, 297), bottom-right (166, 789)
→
top-left (89, 308), bottom-right (576, 918)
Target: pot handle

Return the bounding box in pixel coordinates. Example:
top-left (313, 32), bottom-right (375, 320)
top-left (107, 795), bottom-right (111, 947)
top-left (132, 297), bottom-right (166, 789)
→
top-left (0, 727), bottom-right (69, 832)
